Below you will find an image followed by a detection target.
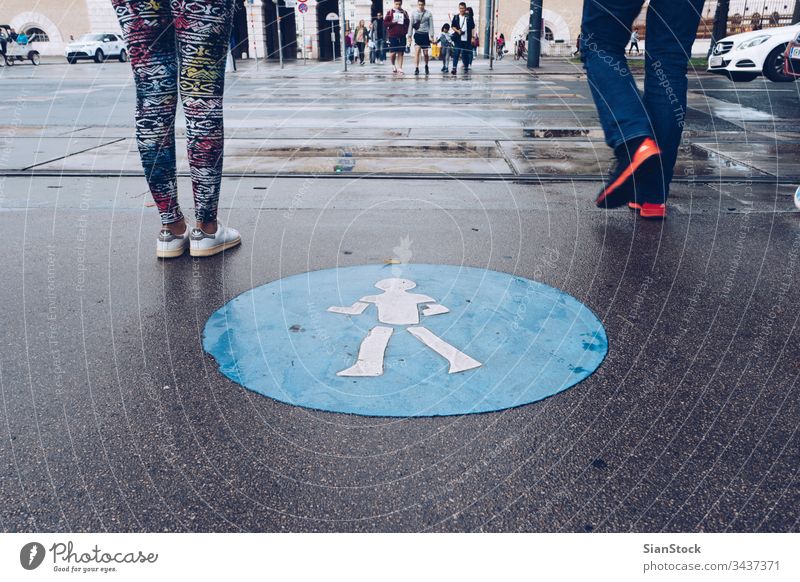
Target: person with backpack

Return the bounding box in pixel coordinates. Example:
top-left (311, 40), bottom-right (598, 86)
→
top-left (112, 0), bottom-right (240, 258)
top-left (450, 2), bottom-right (475, 74)
top-left (385, 0), bottom-right (411, 74)
top-left (410, 0), bottom-right (435, 75)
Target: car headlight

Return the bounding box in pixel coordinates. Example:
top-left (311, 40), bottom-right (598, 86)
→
top-left (735, 35), bottom-right (770, 50)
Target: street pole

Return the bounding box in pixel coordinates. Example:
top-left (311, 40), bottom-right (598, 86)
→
top-left (340, 0), bottom-right (347, 71)
top-left (527, 0), bottom-right (542, 68)
top-left (708, 0), bottom-right (729, 57)
top-left (274, 0), bottom-right (284, 69)
top-left (488, 3), bottom-right (494, 69)
top-left (494, 0), bottom-right (501, 63)
top-left (248, 0), bottom-right (259, 70)
top-left (484, 0), bottom-right (493, 60)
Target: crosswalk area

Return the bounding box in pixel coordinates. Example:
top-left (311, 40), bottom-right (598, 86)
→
top-left (1, 58), bottom-right (798, 182)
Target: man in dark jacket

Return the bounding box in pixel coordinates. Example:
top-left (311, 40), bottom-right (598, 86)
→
top-left (450, 2), bottom-right (475, 74)
top-left (385, 0), bottom-right (411, 74)
top-left (372, 12), bottom-right (386, 62)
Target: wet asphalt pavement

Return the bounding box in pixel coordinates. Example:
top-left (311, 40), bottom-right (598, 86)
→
top-left (0, 57), bottom-right (798, 532)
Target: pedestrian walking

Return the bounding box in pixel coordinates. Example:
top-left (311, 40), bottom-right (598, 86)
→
top-left (385, 0), bottom-right (411, 74)
top-left (435, 23), bottom-right (454, 71)
top-left (372, 11), bottom-right (386, 62)
top-left (496, 33), bottom-right (505, 60)
top-left (410, 0), bottom-right (435, 75)
top-left (467, 7), bottom-right (478, 64)
top-left (112, 0), bottom-right (241, 258)
top-left (450, 2), bottom-right (475, 74)
top-left (368, 21), bottom-right (376, 63)
top-left (354, 20), bottom-right (368, 65)
top-left (582, 0), bottom-right (704, 219)
top-left (628, 26), bottom-right (640, 55)
top-left (345, 28), bottom-right (354, 63)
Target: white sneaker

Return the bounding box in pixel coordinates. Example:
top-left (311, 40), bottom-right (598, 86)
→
top-left (189, 223), bottom-right (241, 257)
top-left (156, 227), bottom-right (190, 258)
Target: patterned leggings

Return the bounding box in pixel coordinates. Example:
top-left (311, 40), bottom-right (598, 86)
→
top-left (112, 0), bottom-right (233, 224)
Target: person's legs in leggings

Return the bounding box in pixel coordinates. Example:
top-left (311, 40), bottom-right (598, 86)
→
top-left (173, 0), bottom-right (233, 232)
top-left (113, 0), bottom-right (183, 231)
top-left (581, 0), bottom-right (649, 151)
top-left (642, 0), bottom-right (704, 203)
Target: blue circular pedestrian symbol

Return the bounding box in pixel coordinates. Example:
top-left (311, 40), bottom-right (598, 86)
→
top-left (203, 264), bottom-right (607, 417)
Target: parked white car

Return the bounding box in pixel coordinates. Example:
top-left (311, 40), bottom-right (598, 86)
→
top-left (707, 23), bottom-right (800, 82)
top-left (65, 33), bottom-right (127, 64)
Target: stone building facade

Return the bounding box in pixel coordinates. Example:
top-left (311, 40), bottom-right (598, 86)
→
top-left (6, 1), bottom-right (794, 61)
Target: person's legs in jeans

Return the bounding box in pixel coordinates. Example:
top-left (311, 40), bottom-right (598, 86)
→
top-left (582, 0), bottom-right (664, 209)
top-left (454, 40), bottom-right (469, 70)
top-left (581, 0), bottom-right (649, 153)
top-left (173, 0), bottom-right (233, 229)
top-left (113, 0), bottom-right (182, 230)
top-left (642, 0), bottom-right (704, 203)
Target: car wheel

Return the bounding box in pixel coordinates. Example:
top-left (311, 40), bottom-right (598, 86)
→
top-left (763, 44), bottom-right (795, 82)
top-left (67, 57), bottom-right (77, 64)
top-left (725, 71), bottom-right (758, 82)
top-left (118, 49), bottom-right (128, 63)
top-left (94, 48), bottom-right (104, 63)
top-left (30, 52), bottom-right (40, 65)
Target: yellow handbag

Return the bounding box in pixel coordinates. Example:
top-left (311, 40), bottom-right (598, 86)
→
top-left (431, 44), bottom-right (440, 58)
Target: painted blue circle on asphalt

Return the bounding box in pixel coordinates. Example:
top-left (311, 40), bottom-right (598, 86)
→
top-left (203, 264), bottom-right (607, 417)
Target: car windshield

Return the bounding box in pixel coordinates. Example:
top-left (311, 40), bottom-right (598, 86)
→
top-left (79, 34), bottom-right (108, 42)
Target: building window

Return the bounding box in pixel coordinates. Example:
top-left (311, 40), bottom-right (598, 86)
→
top-left (24, 27), bottom-right (49, 42)
top-left (544, 27), bottom-right (553, 41)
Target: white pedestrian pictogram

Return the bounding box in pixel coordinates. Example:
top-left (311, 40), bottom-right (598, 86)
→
top-left (328, 278), bottom-right (482, 377)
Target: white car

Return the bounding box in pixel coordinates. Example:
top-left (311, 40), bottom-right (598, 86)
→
top-left (707, 23), bottom-right (800, 82)
top-left (65, 33), bottom-right (127, 64)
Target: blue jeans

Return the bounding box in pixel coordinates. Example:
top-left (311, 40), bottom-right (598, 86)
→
top-left (581, 0), bottom-right (703, 202)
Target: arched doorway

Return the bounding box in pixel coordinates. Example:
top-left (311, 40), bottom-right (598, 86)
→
top-left (316, 0), bottom-right (341, 61)
top-left (510, 9), bottom-right (571, 45)
top-left (263, 0), bottom-right (298, 60)
top-left (24, 27), bottom-right (49, 43)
